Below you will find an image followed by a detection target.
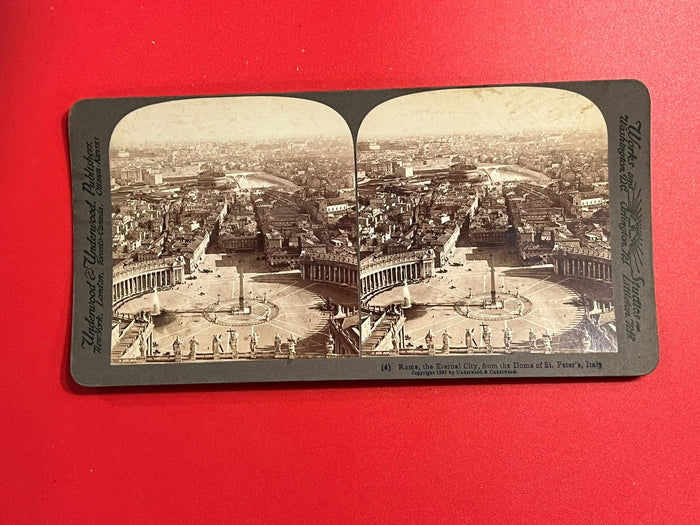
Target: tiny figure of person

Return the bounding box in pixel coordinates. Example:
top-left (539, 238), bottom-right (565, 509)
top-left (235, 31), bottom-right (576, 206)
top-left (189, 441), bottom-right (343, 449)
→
top-left (465, 327), bottom-right (475, 354)
top-left (528, 328), bottom-right (537, 353)
top-left (426, 329), bottom-right (435, 356)
top-left (249, 331), bottom-right (259, 358)
top-left (287, 335), bottom-right (297, 359)
top-left (173, 335), bottom-right (183, 361)
top-left (503, 327), bottom-right (513, 354)
top-left (484, 326), bottom-right (493, 354)
top-left (138, 328), bottom-right (146, 358)
top-left (542, 330), bottom-right (552, 354)
top-left (274, 332), bottom-right (282, 355)
top-left (189, 336), bottom-right (199, 360)
top-left (442, 330), bottom-right (452, 354)
top-left (227, 330), bottom-right (239, 359)
top-left (212, 333), bottom-right (222, 359)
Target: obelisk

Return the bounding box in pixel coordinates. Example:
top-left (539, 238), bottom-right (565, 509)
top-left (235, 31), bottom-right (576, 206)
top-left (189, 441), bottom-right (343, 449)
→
top-left (490, 253), bottom-right (497, 306)
top-left (239, 271), bottom-right (245, 311)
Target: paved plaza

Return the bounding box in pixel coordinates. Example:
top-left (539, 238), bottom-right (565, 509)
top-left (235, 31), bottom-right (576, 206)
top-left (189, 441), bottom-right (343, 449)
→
top-left (117, 252), bottom-right (357, 358)
top-left (116, 246), bottom-right (614, 356)
top-left (366, 246), bottom-right (610, 353)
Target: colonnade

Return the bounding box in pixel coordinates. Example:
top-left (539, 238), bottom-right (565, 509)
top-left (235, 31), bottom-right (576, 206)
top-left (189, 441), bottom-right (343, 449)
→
top-left (112, 258), bottom-right (185, 304)
top-left (299, 255), bottom-right (357, 286)
top-left (301, 263), bottom-right (357, 285)
top-left (554, 253), bottom-right (612, 281)
top-left (360, 252), bottom-right (435, 299)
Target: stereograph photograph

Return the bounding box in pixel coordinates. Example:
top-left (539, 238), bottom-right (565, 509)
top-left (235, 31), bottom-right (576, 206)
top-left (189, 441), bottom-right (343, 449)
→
top-left (69, 80), bottom-right (656, 385)
top-left (108, 97), bottom-right (359, 364)
top-left (357, 87), bottom-right (616, 358)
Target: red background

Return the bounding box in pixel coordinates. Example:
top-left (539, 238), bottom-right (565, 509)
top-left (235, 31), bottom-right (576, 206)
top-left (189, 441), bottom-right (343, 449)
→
top-left (1, 2), bottom-right (698, 523)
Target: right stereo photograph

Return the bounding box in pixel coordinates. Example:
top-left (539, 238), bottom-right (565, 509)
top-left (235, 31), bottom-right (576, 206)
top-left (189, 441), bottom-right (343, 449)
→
top-left (356, 87), bottom-right (616, 357)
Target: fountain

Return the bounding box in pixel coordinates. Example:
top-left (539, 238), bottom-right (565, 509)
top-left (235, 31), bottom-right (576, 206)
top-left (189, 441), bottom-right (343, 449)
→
top-left (152, 286), bottom-right (161, 315)
top-left (402, 280), bottom-right (412, 308)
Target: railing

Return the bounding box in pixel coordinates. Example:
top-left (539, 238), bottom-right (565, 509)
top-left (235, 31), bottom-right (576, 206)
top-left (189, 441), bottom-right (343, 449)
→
top-left (114, 257), bottom-right (182, 280)
top-left (301, 252), bottom-right (357, 265)
top-left (555, 247), bottom-right (611, 260)
top-left (360, 250), bottom-right (430, 271)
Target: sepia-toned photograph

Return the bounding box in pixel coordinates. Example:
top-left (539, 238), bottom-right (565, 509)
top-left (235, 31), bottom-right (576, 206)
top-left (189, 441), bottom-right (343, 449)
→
top-left (109, 97), bottom-right (360, 364)
top-left (357, 87), bottom-right (617, 356)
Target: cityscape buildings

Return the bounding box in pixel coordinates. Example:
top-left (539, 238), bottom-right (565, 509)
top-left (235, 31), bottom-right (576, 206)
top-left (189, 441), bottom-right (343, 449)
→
top-left (109, 98), bottom-right (360, 364)
top-left (356, 87), bottom-right (616, 355)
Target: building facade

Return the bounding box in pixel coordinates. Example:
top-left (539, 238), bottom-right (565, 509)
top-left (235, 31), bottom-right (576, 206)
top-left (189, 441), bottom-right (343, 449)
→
top-left (112, 257), bottom-right (186, 305)
top-left (551, 247), bottom-right (612, 281)
top-left (299, 252), bottom-right (358, 287)
top-left (360, 250), bottom-right (436, 299)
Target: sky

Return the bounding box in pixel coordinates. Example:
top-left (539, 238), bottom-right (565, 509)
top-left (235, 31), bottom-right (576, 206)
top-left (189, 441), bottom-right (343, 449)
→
top-left (110, 87), bottom-right (606, 148)
top-left (358, 86), bottom-right (606, 139)
top-left (110, 96), bottom-right (352, 147)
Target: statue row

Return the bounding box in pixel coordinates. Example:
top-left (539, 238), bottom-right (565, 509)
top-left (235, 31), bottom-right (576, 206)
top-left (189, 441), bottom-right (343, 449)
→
top-left (168, 330), bottom-right (338, 359)
top-left (170, 331), bottom-right (292, 359)
top-left (421, 326), bottom-right (591, 354)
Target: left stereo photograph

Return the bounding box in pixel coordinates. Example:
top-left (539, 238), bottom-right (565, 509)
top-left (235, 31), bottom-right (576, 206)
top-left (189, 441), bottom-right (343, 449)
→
top-left (107, 97), bottom-right (360, 364)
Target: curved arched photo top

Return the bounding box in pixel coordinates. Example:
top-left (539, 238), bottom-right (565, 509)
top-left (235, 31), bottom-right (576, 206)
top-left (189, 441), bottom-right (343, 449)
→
top-left (356, 86), bottom-right (614, 356)
top-left (111, 95), bottom-right (353, 157)
top-left (358, 86), bottom-right (606, 141)
top-left (108, 96), bottom-right (360, 364)
top-left (109, 96), bottom-right (355, 195)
